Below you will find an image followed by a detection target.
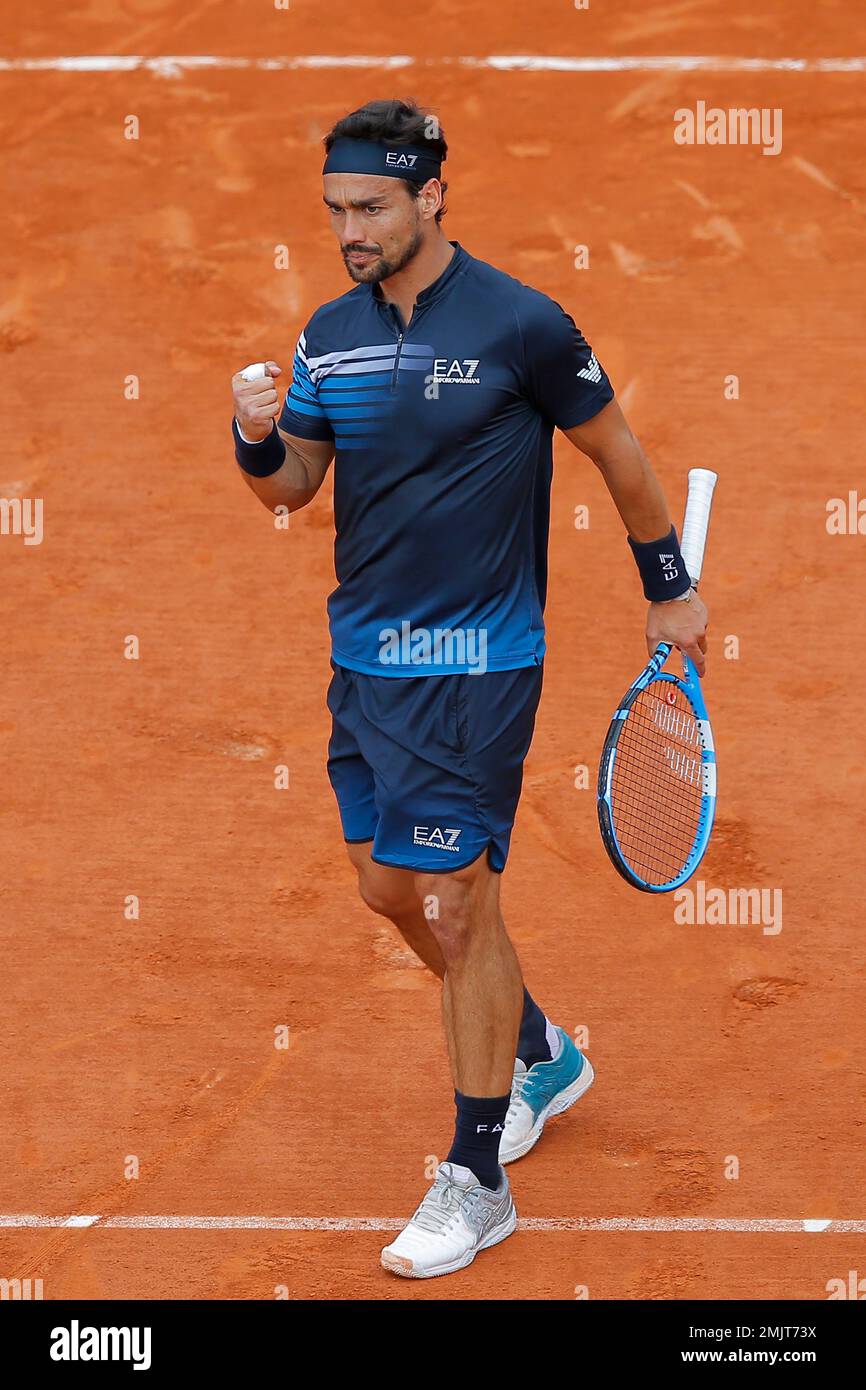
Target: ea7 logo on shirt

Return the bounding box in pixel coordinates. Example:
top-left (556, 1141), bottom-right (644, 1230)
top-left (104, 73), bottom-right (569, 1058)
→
top-left (385, 151), bottom-right (419, 169)
top-left (432, 358), bottom-right (481, 385)
top-left (413, 826), bottom-right (462, 852)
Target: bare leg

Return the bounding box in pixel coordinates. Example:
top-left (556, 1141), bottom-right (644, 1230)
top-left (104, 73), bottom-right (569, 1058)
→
top-left (346, 842), bottom-right (445, 977)
top-left (417, 857), bottom-right (523, 1097)
top-left (346, 844), bottom-right (524, 1093)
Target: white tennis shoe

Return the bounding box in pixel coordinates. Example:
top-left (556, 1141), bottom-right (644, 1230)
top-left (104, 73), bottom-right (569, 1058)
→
top-left (381, 1162), bottom-right (517, 1279)
top-left (499, 1027), bottom-right (595, 1165)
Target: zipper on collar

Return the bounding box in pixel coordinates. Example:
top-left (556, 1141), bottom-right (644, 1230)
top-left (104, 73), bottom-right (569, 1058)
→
top-left (388, 303), bottom-right (406, 393)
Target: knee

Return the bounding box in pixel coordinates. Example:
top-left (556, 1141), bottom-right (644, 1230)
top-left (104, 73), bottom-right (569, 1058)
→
top-left (413, 871), bottom-right (482, 964)
top-left (356, 871), bottom-right (412, 922)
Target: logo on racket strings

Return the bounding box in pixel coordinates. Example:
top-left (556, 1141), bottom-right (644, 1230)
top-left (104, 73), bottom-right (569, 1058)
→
top-left (650, 696), bottom-right (699, 745)
top-left (664, 746), bottom-right (702, 787)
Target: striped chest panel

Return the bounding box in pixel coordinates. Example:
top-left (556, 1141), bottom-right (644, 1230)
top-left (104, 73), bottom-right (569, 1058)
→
top-left (306, 340), bottom-right (435, 450)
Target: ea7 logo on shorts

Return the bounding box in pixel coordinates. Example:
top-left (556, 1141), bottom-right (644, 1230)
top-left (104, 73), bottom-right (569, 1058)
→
top-left (432, 358), bottom-right (481, 385)
top-left (385, 151), bottom-right (419, 169)
top-left (413, 826), bottom-right (462, 852)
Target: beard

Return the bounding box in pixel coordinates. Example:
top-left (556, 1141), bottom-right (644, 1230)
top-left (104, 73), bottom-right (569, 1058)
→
top-left (341, 224), bottom-right (423, 284)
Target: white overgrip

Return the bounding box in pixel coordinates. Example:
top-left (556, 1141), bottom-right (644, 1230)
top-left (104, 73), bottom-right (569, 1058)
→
top-left (679, 468), bottom-right (718, 585)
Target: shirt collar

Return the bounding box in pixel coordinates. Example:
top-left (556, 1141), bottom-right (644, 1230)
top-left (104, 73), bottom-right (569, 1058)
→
top-left (372, 241), bottom-right (467, 309)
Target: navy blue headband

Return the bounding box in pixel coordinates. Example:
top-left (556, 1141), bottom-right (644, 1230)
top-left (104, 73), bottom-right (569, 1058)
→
top-left (323, 137), bottom-right (442, 182)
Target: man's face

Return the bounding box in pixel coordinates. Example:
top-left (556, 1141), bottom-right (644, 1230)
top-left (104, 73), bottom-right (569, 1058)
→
top-left (323, 173), bottom-right (429, 284)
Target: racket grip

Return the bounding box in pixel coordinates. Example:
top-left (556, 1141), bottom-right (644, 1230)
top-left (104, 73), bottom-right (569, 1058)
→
top-left (680, 468), bottom-right (718, 585)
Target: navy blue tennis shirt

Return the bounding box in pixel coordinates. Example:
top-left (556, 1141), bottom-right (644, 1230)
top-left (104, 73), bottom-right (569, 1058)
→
top-left (279, 242), bottom-right (614, 675)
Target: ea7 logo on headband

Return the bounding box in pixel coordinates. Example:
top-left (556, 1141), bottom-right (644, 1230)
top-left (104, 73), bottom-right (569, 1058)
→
top-left (385, 151), bottom-right (419, 169)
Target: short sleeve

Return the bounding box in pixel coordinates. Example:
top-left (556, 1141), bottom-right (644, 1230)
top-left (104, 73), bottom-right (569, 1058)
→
top-left (278, 329), bottom-right (335, 442)
top-left (518, 292), bottom-right (614, 430)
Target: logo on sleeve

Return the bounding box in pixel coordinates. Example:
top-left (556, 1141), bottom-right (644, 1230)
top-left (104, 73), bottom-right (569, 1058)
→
top-left (432, 358), bottom-right (481, 385)
top-left (413, 826), bottom-right (462, 852)
top-left (576, 352), bottom-right (602, 384)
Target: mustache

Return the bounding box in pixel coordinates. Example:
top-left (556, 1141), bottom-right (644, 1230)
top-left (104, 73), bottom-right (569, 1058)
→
top-left (342, 245), bottom-right (382, 255)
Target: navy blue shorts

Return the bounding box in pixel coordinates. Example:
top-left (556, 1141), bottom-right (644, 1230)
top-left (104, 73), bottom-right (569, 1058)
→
top-left (326, 663), bottom-right (544, 874)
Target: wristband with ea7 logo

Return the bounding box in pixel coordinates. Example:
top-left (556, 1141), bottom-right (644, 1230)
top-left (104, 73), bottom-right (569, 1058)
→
top-left (627, 525), bottom-right (692, 601)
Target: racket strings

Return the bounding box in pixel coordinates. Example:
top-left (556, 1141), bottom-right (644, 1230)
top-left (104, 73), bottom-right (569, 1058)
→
top-left (609, 681), bottom-right (706, 886)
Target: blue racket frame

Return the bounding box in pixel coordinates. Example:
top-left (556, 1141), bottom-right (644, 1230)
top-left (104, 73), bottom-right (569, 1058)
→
top-left (597, 642), bottom-right (717, 893)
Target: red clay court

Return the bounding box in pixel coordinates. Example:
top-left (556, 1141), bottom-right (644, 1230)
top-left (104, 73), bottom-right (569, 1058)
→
top-left (1, 1), bottom-right (865, 1300)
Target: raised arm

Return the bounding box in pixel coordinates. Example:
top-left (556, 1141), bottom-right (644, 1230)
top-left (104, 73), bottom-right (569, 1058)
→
top-left (231, 361), bottom-right (335, 514)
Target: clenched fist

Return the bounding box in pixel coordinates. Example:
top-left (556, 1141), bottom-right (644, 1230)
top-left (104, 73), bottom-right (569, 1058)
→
top-left (232, 360), bottom-right (283, 442)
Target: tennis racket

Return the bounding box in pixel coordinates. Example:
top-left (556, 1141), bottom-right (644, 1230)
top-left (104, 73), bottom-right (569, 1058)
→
top-left (597, 468), bottom-right (718, 892)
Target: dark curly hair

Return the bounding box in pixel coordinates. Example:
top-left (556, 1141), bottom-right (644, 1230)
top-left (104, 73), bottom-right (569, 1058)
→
top-left (324, 99), bottom-right (448, 223)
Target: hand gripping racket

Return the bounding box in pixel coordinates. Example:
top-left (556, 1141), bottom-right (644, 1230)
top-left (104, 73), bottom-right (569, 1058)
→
top-left (597, 468), bottom-right (718, 892)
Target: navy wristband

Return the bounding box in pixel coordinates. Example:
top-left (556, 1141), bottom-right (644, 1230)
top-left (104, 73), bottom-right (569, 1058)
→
top-left (628, 525), bottom-right (692, 601)
top-left (232, 417), bottom-right (286, 477)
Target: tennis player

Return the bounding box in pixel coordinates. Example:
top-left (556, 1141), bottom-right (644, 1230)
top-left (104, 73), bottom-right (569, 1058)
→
top-left (231, 100), bottom-right (708, 1279)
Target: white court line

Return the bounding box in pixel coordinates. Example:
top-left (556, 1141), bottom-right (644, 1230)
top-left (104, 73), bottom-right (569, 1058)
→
top-left (0, 1214), bottom-right (858, 1233)
top-left (0, 55), bottom-right (865, 76)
